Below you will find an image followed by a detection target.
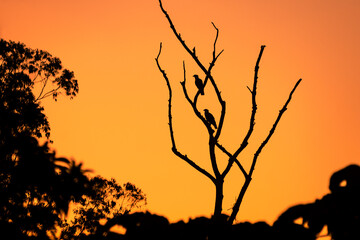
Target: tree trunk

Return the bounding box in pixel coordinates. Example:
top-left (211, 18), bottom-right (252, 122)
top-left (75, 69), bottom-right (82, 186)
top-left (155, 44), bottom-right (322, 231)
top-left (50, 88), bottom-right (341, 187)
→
top-left (213, 179), bottom-right (224, 221)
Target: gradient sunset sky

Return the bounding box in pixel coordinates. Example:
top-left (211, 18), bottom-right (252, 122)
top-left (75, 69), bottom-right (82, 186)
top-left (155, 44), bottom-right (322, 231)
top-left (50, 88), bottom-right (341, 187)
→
top-left (1, 0), bottom-right (360, 224)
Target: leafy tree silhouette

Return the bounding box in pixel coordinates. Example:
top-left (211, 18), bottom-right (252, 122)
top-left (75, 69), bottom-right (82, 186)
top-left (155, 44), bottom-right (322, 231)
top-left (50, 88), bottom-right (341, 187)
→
top-left (0, 38), bottom-right (147, 239)
top-left (0, 38), bottom-right (78, 141)
top-left (0, 38), bottom-right (86, 239)
top-left (0, 135), bottom-right (91, 239)
top-left (155, 0), bottom-right (302, 224)
top-left (60, 176), bottom-right (146, 239)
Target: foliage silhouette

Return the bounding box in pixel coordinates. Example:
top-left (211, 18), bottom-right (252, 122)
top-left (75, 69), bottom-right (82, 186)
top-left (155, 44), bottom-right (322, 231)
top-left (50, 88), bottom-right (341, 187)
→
top-left (0, 38), bottom-right (78, 141)
top-left (274, 164), bottom-right (360, 240)
top-left (0, 136), bottom-right (91, 239)
top-left (0, 38), bottom-right (147, 239)
top-left (60, 176), bottom-right (146, 239)
top-left (0, 38), bottom-right (83, 239)
top-left (80, 164), bottom-right (360, 240)
top-left (155, 0), bottom-right (302, 223)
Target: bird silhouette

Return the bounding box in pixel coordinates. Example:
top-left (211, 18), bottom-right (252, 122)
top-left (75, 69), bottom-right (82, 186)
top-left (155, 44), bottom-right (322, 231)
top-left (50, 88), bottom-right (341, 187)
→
top-left (204, 109), bottom-right (217, 129)
top-left (193, 74), bottom-right (204, 95)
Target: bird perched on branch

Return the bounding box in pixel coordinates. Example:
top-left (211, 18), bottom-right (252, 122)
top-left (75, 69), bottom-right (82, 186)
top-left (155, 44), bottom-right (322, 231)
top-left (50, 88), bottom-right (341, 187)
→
top-left (193, 74), bottom-right (204, 95)
top-left (204, 109), bottom-right (217, 129)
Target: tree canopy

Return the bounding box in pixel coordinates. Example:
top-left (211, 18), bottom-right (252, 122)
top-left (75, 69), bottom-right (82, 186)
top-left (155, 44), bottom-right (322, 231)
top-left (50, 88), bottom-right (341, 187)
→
top-left (0, 38), bottom-right (78, 141)
top-left (60, 176), bottom-right (146, 239)
top-left (0, 38), bottom-right (82, 238)
top-left (0, 38), bottom-right (147, 239)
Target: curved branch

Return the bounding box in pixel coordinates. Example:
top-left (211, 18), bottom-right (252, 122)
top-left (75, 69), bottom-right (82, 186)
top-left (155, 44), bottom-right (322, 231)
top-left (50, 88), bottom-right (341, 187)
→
top-left (158, 0), bottom-right (225, 141)
top-left (35, 77), bottom-right (48, 101)
top-left (37, 87), bottom-right (61, 101)
top-left (158, 0), bottom-right (212, 75)
top-left (182, 63), bottom-right (220, 178)
top-left (181, 62), bottom-right (214, 135)
top-left (194, 22), bottom-right (224, 106)
top-left (155, 43), bottom-right (216, 183)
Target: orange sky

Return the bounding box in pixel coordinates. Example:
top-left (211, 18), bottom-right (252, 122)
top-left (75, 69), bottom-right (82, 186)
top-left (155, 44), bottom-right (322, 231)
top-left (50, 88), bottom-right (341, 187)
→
top-left (1, 0), bottom-right (360, 224)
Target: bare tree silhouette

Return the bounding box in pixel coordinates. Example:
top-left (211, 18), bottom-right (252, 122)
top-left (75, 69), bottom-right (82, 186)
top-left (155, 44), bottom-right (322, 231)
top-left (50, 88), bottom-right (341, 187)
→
top-left (155, 0), bottom-right (302, 224)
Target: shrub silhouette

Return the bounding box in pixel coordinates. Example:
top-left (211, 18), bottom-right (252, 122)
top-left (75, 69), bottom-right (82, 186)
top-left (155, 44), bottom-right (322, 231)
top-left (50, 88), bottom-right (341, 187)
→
top-left (273, 164), bottom-right (360, 240)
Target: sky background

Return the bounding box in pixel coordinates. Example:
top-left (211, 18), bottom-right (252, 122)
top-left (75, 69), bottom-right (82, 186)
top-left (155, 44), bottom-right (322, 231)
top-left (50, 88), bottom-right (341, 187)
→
top-left (1, 0), bottom-right (359, 224)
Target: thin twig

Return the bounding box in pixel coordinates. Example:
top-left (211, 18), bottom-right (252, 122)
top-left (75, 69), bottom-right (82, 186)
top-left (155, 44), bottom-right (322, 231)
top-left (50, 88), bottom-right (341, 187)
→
top-left (36, 86), bottom-right (61, 101)
top-left (246, 86), bottom-right (252, 94)
top-left (194, 22), bottom-right (224, 104)
top-left (35, 77), bottom-right (48, 101)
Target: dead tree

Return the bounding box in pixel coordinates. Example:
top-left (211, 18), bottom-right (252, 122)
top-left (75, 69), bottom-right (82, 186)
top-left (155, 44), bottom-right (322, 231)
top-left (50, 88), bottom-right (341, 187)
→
top-left (155, 0), bottom-right (302, 224)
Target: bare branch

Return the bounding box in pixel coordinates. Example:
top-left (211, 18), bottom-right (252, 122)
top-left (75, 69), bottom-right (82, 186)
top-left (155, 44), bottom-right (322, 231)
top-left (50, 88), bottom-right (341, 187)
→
top-left (158, 0), bottom-right (226, 215)
top-left (36, 86), bottom-right (61, 101)
top-left (250, 78), bottom-right (302, 176)
top-left (155, 43), bottom-right (216, 183)
top-left (158, 0), bottom-right (225, 141)
top-left (31, 71), bottom-right (41, 83)
top-left (206, 23), bottom-right (226, 142)
top-left (222, 45), bottom-right (266, 178)
top-left (194, 22), bottom-right (224, 101)
top-left (193, 48), bottom-right (223, 107)
top-left (211, 22), bottom-right (223, 62)
top-left (158, 0), bottom-right (209, 74)
top-left (182, 63), bottom-right (221, 179)
top-left (246, 86), bottom-right (252, 94)
top-left (228, 78), bottom-right (302, 224)
top-left (158, 1), bottom-right (302, 223)
top-left (35, 77), bottom-right (48, 101)
top-left (181, 62), bottom-right (214, 135)
top-left (215, 142), bottom-right (248, 178)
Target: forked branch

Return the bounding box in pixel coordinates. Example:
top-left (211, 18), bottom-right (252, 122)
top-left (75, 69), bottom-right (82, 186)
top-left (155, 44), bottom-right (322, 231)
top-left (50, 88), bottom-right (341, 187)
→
top-left (155, 43), bottom-right (216, 183)
top-left (157, 0), bottom-right (302, 224)
top-left (181, 62), bottom-right (221, 178)
top-left (215, 142), bottom-right (248, 178)
top-left (222, 45), bottom-right (266, 178)
top-left (250, 78), bottom-right (302, 177)
top-left (158, 0), bottom-right (225, 141)
top-left (181, 62), bottom-right (214, 135)
top-left (228, 78), bottom-right (302, 224)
